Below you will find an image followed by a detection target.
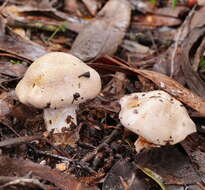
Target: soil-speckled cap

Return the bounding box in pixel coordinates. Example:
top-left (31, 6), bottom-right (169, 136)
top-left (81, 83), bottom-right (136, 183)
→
top-left (15, 52), bottom-right (101, 109)
top-left (119, 90), bottom-right (196, 145)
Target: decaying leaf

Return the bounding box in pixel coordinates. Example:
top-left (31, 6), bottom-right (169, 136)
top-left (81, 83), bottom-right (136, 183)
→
top-left (152, 7), bottom-right (196, 82)
top-left (102, 72), bottom-right (129, 99)
top-left (3, 3), bottom-right (87, 33)
top-left (0, 16), bottom-right (47, 62)
top-left (70, 0), bottom-right (131, 62)
top-left (137, 167), bottom-right (167, 190)
top-left (0, 91), bottom-right (15, 119)
top-left (153, 7), bottom-right (189, 18)
top-left (190, 6), bottom-right (205, 29)
top-left (181, 134), bottom-right (205, 179)
top-left (81, 0), bottom-right (103, 16)
top-left (135, 14), bottom-right (181, 27)
top-left (48, 125), bottom-right (80, 147)
top-left (0, 135), bottom-right (41, 147)
top-left (0, 56), bottom-right (27, 78)
top-left (124, 68), bottom-right (205, 116)
top-left (94, 56), bottom-right (205, 116)
top-left (136, 146), bottom-right (200, 185)
top-left (180, 27), bottom-right (205, 97)
top-left (0, 156), bottom-right (99, 190)
top-left (102, 160), bottom-right (153, 190)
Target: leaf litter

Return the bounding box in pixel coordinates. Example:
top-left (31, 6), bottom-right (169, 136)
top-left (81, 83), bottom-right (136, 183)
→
top-left (1, 0), bottom-right (205, 190)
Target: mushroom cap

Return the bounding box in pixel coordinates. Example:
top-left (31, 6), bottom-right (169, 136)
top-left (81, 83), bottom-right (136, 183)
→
top-left (15, 52), bottom-right (101, 109)
top-left (119, 90), bottom-right (196, 145)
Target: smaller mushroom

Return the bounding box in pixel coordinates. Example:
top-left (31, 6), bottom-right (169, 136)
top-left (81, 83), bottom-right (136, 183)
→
top-left (119, 90), bottom-right (196, 152)
top-left (15, 52), bottom-right (101, 133)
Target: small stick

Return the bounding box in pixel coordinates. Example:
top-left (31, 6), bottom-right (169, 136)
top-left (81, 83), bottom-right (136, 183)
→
top-left (82, 128), bottom-right (121, 162)
top-left (0, 135), bottom-right (42, 147)
top-left (33, 149), bottom-right (97, 174)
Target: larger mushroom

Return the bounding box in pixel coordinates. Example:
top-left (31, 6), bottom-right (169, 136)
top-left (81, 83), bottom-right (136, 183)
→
top-left (119, 90), bottom-right (196, 152)
top-left (15, 52), bottom-right (101, 133)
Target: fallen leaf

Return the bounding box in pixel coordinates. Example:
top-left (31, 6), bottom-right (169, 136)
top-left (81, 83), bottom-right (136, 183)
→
top-left (198, 0), bottom-right (205, 6)
top-left (124, 68), bottom-right (205, 116)
top-left (121, 40), bottom-right (154, 55)
top-left (0, 135), bottom-right (42, 147)
top-left (135, 14), bottom-right (181, 27)
top-left (0, 91), bottom-right (15, 119)
top-left (136, 146), bottom-right (200, 185)
top-left (152, 7), bottom-right (189, 18)
top-left (0, 156), bottom-right (99, 190)
top-left (81, 0), bottom-right (102, 16)
top-left (181, 134), bottom-right (205, 179)
top-left (187, 6), bottom-right (205, 30)
top-left (94, 56), bottom-right (205, 116)
top-left (0, 56), bottom-right (27, 78)
top-left (0, 16), bottom-right (47, 62)
top-left (153, 7), bottom-right (196, 82)
top-left (180, 27), bottom-right (205, 97)
top-left (70, 0), bottom-right (131, 62)
top-left (3, 4), bottom-right (87, 33)
top-left (138, 167), bottom-right (167, 190)
top-left (102, 160), bottom-right (153, 190)
top-left (49, 126), bottom-right (80, 147)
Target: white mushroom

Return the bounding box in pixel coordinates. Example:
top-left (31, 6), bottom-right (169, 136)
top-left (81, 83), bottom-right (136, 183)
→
top-left (15, 52), bottom-right (101, 133)
top-left (119, 90), bottom-right (196, 152)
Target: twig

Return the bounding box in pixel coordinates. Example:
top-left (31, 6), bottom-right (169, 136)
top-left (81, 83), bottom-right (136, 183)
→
top-left (0, 177), bottom-right (46, 190)
top-left (33, 149), bottom-right (97, 174)
top-left (0, 135), bottom-right (42, 147)
top-left (82, 128), bottom-right (121, 162)
top-left (1, 120), bottom-right (20, 137)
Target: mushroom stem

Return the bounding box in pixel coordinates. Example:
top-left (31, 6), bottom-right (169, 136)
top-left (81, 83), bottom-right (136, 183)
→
top-left (43, 105), bottom-right (78, 133)
top-left (134, 137), bottom-right (160, 153)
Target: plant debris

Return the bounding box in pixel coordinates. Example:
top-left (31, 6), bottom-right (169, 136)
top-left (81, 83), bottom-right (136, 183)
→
top-left (1, 0), bottom-right (205, 190)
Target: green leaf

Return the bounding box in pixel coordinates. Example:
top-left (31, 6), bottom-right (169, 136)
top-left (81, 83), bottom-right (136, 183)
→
top-left (172, 0), bottom-right (178, 8)
top-left (10, 59), bottom-right (23, 65)
top-left (199, 59), bottom-right (205, 67)
top-left (137, 166), bottom-right (168, 190)
top-left (200, 68), bottom-right (205, 73)
top-left (47, 22), bottom-right (69, 43)
top-left (149, 0), bottom-right (158, 5)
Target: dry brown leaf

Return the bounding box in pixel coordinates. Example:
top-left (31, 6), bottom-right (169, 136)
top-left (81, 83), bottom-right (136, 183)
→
top-left (0, 16), bottom-right (47, 62)
top-left (82, 0), bottom-right (102, 15)
top-left (198, 0), bottom-right (205, 6)
top-left (124, 68), bottom-right (205, 116)
top-left (152, 7), bottom-right (189, 18)
top-left (0, 135), bottom-right (42, 147)
top-left (70, 0), bottom-right (131, 62)
top-left (0, 91), bottom-right (15, 119)
top-left (102, 160), bottom-right (148, 190)
top-left (94, 56), bottom-right (205, 116)
top-left (3, 4), bottom-right (87, 33)
top-left (135, 14), bottom-right (181, 27)
top-left (0, 56), bottom-right (27, 78)
top-left (181, 134), bottom-right (205, 178)
top-left (190, 7), bottom-right (205, 29)
top-left (152, 7), bottom-right (196, 80)
top-left (180, 27), bottom-right (205, 97)
top-left (49, 126), bottom-right (80, 147)
top-left (136, 146), bottom-right (200, 185)
top-left (0, 156), bottom-right (99, 190)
